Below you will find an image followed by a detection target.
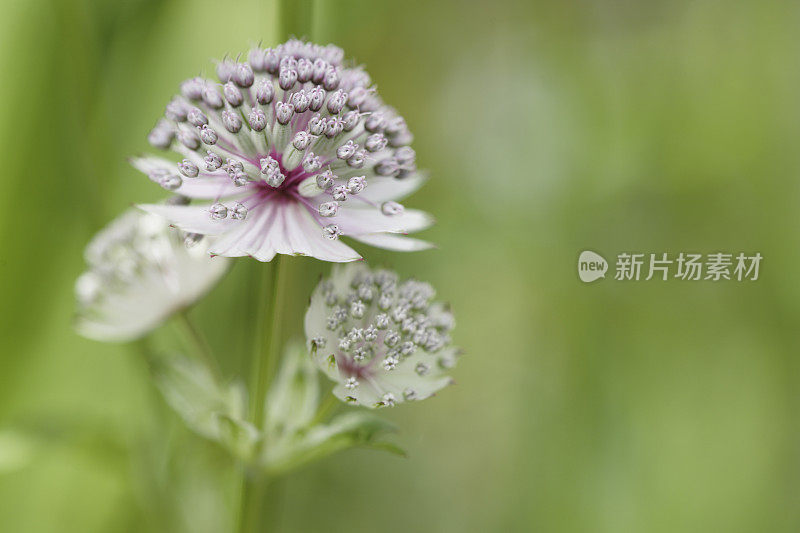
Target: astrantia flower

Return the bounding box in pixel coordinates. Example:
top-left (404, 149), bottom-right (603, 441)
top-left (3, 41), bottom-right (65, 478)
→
top-left (305, 264), bottom-right (458, 407)
top-left (137, 39), bottom-right (433, 263)
top-left (75, 207), bottom-right (229, 341)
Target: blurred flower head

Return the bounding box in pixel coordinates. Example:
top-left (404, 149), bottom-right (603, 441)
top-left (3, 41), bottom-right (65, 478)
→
top-left (138, 39), bottom-right (433, 263)
top-left (75, 207), bottom-right (229, 341)
top-left (305, 264), bottom-right (458, 408)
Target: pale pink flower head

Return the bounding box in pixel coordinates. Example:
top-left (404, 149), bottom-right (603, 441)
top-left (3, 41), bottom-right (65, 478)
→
top-left (137, 39), bottom-right (433, 262)
top-left (305, 264), bottom-right (459, 408)
top-left (75, 207), bottom-right (229, 341)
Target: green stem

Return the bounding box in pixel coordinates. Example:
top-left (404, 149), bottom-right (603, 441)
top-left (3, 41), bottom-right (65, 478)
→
top-left (238, 256), bottom-right (288, 533)
top-left (174, 310), bottom-right (221, 382)
top-left (312, 392), bottom-right (339, 426)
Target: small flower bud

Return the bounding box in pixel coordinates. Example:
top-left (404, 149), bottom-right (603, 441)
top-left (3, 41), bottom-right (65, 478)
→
top-left (337, 140), bottom-right (358, 160)
top-left (223, 82), bottom-right (243, 107)
top-left (278, 68), bottom-right (298, 90)
top-left (222, 109), bottom-right (242, 133)
top-left (216, 59), bottom-right (235, 82)
top-left (248, 48), bottom-right (268, 72)
top-left (202, 87), bottom-right (224, 109)
top-left (204, 151), bottom-right (222, 171)
top-left (231, 202), bottom-right (248, 220)
top-left (297, 58), bottom-right (313, 82)
top-left (308, 114), bottom-right (324, 135)
top-left (234, 62), bottom-right (254, 87)
top-left (303, 153), bottom-right (322, 172)
top-left (177, 127), bottom-right (201, 150)
top-left (381, 201), bottom-right (404, 216)
top-left (318, 201), bottom-right (339, 217)
top-left (178, 159), bottom-right (199, 177)
top-left (323, 67), bottom-right (339, 90)
top-left (365, 133), bottom-right (388, 152)
top-left (324, 117), bottom-right (344, 138)
top-left (308, 86), bottom-right (326, 111)
top-left (248, 108), bottom-right (267, 131)
top-left (187, 107), bottom-right (208, 127)
top-left (158, 173), bottom-right (182, 191)
top-left (264, 48), bottom-right (280, 73)
top-left (276, 101), bottom-right (294, 125)
top-left (209, 202), bottom-right (228, 220)
top-left (332, 185), bottom-right (348, 201)
top-left (394, 146), bottom-right (416, 165)
top-left (256, 79), bottom-right (274, 104)
top-left (346, 86), bottom-right (369, 108)
top-left (292, 131), bottom-right (312, 150)
top-left (347, 176), bottom-right (366, 194)
top-left (292, 89), bottom-right (311, 113)
top-left (375, 158), bottom-right (400, 176)
top-left (312, 58), bottom-right (328, 83)
top-left (180, 77), bottom-right (204, 100)
top-left (342, 110), bottom-right (360, 131)
top-left (316, 169), bottom-right (335, 190)
top-left (365, 112), bottom-right (385, 132)
top-left (165, 98), bottom-right (189, 121)
top-left (327, 90), bottom-right (347, 114)
top-left (148, 120), bottom-right (174, 149)
top-left (347, 149), bottom-right (366, 168)
top-left (323, 224), bottom-right (341, 240)
top-left (199, 125), bottom-right (218, 145)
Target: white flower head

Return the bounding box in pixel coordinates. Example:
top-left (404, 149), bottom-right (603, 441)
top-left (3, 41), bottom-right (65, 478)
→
top-left (137, 39), bottom-right (434, 263)
top-left (305, 264), bottom-right (458, 408)
top-left (75, 207), bottom-right (229, 342)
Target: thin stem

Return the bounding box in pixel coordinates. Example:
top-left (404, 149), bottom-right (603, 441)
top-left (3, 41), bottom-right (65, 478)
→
top-left (238, 256), bottom-right (288, 533)
top-left (174, 310), bottom-right (221, 381)
top-left (312, 392), bottom-right (339, 426)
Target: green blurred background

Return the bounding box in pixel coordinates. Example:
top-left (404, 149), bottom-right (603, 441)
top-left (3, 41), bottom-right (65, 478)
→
top-left (1, 0), bottom-right (799, 531)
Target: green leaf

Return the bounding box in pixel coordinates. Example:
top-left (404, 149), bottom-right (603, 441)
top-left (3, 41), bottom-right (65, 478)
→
top-left (262, 411), bottom-right (403, 474)
top-left (153, 354), bottom-right (258, 458)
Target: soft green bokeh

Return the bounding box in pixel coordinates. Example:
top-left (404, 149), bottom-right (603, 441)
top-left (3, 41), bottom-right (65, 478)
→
top-left (1, 0), bottom-right (799, 531)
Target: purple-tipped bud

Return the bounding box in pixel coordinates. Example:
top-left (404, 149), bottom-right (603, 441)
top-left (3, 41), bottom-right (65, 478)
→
top-left (226, 158), bottom-right (244, 174)
top-left (265, 48), bottom-right (280, 73)
top-left (187, 107), bottom-right (208, 127)
top-left (177, 127), bottom-right (201, 150)
top-left (324, 117), bottom-right (344, 138)
top-left (248, 108), bottom-right (267, 131)
top-left (223, 82), bottom-right (243, 107)
top-left (209, 202), bottom-right (228, 220)
top-left (178, 159), bottom-right (199, 177)
top-left (248, 48), bottom-right (268, 72)
top-left (375, 158), bottom-right (400, 176)
top-left (255, 79), bottom-right (274, 105)
top-left (332, 185), bottom-right (348, 201)
top-left (180, 77), bottom-right (205, 100)
top-left (309, 86), bottom-right (326, 111)
top-left (316, 169), bottom-right (335, 190)
top-left (292, 131), bottom-right (312, 151)
top-left (318, 201), bottom-right (339, 217)
top-left (312, 59), bottom-right (328, 83)
top-left (323, 67), bottom-right (339, 90)
top-left (303, 153), bottom-right (322, 172)
top-left (165, 98), bottom-right (189, 121)
top-left (234, 62), bottom-right (255, 87)
top-left (385, 116), bottom-right (407, 136)
top-left (347, 86), bottom-right (369, 108)
top-left (297, 58), bottom-right (313, 82)
top-left (336, 140), bottom-right (358, 160)
top-left (308, 114), bottom-right (324, 135)
top-left (292, 90), bottom-right (311, 113)
top-left (202, 87), bottom-right (224, 109)
top-left (394, 146), bottom-right (416, 165)
top-left (148, 120), bottom-right (174, 149)
top-left (347, 149), bottom-right (367, 168)
top-left (381, 201), bottom-right (404, 216)
top-left (342, 110), bottom-right (360, 131)
top-left (204, 150), bottom-right (223, 171)
top-left (199, 124), bottom-right (218, 145)
top-left (327, 90), bottom-right (347, 114)
top-left (222, 109), bottom-right (242, 133)
top-left (216, 59), bottom-right (236, 82)
top-left (259, 157), bottom-right (284, 187)
top-left (231, 170), bottom-right (249, 187)
top-left (260, 156), bottom-right (279, 174)
top-left (322, 224), bottom-right (341, 240)
top-left (347, 176), bottom-right (366, 194)
top-left (365, 133), bottom-right (388, 152)
top-left (365, 112), bottom-right (385, 133)
top-left (231, 202), bottom-right (248, 220)
top-left (280, 56), bottom-right (297, 71)
top-left (278, 68), bottom-right (298, 90)
top-left (159, 173), bottom-right (182, 191)
top-left (276, 102), bottom-right (294, 125)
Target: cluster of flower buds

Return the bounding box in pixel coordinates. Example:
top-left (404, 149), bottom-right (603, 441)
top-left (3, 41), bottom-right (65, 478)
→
top-left (74, 207), bottom-right (229, 341)
top-left (305, 264), bottom-right (458, 407)
top-left (136, 39), bottom-right (432, 263)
